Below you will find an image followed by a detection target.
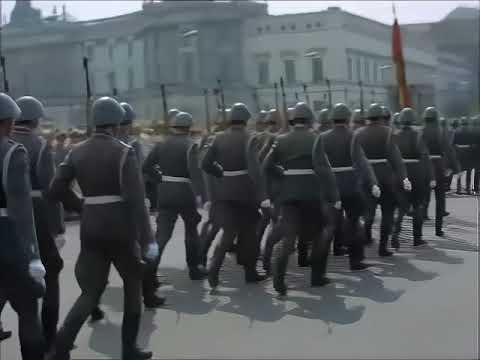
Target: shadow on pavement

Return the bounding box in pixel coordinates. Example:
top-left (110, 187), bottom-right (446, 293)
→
top-left (88, 319), bottom-right (121, 359)
top-left (372, 255), bottom-right (439, 282)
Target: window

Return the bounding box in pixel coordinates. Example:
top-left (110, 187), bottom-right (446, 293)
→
top-left (128, 41), bottom-right (133, 58)
top-left (312, 58), bottom-right (323, 83)
top-left (108, 44), bottom-right (114, 62)
top-left (306, 23), bottom-right (312, 29)
top-left (347, 57), bottom-right (353, 81)
top-left (281, 25), bottom-right (286, 31)
top-left (373, 62), bottom-right (378, 83)
top-left (128, 68), bottom-right (134, 89)
top-left (258, 61), bottom-right (269, 85)
top-left (257, 27), bottom-right (263, 34)
top-left (284, 59), bottom-right (296, 84)
top-left (315, 21), bottom-right (322, 27)
top-left (290, 24), bottom-right (296, 30)
top-left (356, 58), bottom-right (361, 81)
top-left (183, 52), bottom-right (194, 83)
top-left (266, 25), bottom-right (271, 31)
top-left (107, 72), bottom-right (116, 91)
top-left (364, 59), bottom-right (370, 83)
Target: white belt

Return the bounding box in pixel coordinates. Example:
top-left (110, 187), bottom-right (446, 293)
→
top-left (368, 159), bottom-right (387, 164)
top-left (456, 145), bottom-right (472, 149)
top-left (284, 169), bottom-right (315, 176)
top-left (403, 159), bottom-right (420, 163)
top-left (83, 195), bottom-right (124, 205)
top-left (429, 155), bottom-right (442, 159)
top-left (332, 166), bottom-right (354, 173)
top-left (0, 208), bottom-right (8, 217)
top-left (223, 170), bottom-right (249, 177)
top-left (31, 190), bottom-right (42, 198)
top-left (162, 175), bottom-right (191, 183)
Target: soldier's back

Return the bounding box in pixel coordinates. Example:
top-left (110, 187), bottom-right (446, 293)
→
top-left (355, 123), bottom-right (391, 159)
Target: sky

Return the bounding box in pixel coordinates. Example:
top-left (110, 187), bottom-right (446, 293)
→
top-left (0, 0), bottom-right (479, 25)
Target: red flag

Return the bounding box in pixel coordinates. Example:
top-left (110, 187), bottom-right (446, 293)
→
top-left (392, 16), bottom-right (412, 108)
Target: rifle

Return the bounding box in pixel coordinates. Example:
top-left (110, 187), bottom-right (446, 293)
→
top-left (303, 83), bottom-right (310, 107)
top-left (217, 79), bottom-right (226, 123)
top-left (160, 83), bottom-right (168, 125)
top-left (274, 82), bottom-right (279, 111)
top-left (326, 78), bottom-right (332, 109)
top-left (82, 57), bottom-right (92, 136)
top-left (252, 87), bottom-right (260, 112)
top-left (359, 80), bottom-right (364, 116)
top-left (203, 88), bottom-right (211, 133)
top-left (280, 77), bottom-right (288, 132)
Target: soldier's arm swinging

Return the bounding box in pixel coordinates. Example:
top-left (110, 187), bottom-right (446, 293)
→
top-left (201, 139), bottom-right (223, 178)
top-left (143, 144), bottom-right (163, 183)
top-left (122, 148), bottom-right (155, 251)
top-left (7, 146), bottom-right (41, 261)
top-left (418, 133), bottom-right (435, 183)
top-left (49, 151), bottom-right (83, 213)
top-left (187, 143), bottom-right (204, 199)
top-left (351, 135), bottom-right (378, 188)
top-left (312, 135), bottom-right (340, 203)
top-left (387, 133), bottom-right (408, 181)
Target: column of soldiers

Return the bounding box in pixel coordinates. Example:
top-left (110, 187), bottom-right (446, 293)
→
top-left (0, 88), bottom-right (477, 359)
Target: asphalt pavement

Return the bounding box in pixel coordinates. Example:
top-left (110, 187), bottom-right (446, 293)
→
top-left (0, 195), bottom-right (478, 359)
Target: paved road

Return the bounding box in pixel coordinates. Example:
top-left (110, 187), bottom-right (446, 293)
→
top-left (1, 196), bottom-right (478, 359)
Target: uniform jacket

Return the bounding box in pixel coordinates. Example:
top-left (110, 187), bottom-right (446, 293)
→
top-left (423, 124), bottom-right (460, 175)
top-left (201, 126), bottom-right (266, 206)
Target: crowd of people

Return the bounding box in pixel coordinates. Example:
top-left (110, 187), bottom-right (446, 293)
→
top-left (0, 91), bottom-right (478, 360)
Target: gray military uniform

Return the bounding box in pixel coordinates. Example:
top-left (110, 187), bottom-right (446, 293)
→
top-left (202, 124), bottom-right (267, 287)
top-left (0, 137), bottom-right (45, 360)
top-left (11, 125), bottom-right (65, 348)
top-left (319, 125), bottom-right (378, 266)
top-left (50, 132), bottom-right (151, 357)
top-left (143, 132), bottom-right (204, 278)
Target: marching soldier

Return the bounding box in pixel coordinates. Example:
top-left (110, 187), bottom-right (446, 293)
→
top-left (353, 103), bottom-right (411, 256)
top-left (264, 102), bottom-right (340, 296)
top-left (201, 103), bottom-right (268, 291)
top-left (422, 107), bottom-right (460, 237)
top-left (48, 97), bottom-right (157, 360)
top-left (350, 109), bottom-right (366, 131)
top-left (392, 112), bottom-right (401, 130)
top-left (317, 108), bottom-right (332, 133)
top-left (0, 92), bottom-right (46, 360)
top-left (12, 96), bottom-right (66, 351)
top-left (320, 103), bottom-right (380, 270)
top-left (143, 112), bottom-right (206, 281)
top-left (199, 108), bottom-right (230, 267)
top-left (391, 108), bottom-right (435, 249)
top-left (471, 116), bottom-right (480, 194)
top-left (454, 116), bottom-right (475, 195)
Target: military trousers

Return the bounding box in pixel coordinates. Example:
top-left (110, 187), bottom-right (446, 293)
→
top-left (154, 206), bottom-right (202, 272)
top-left (34, 213), bottom-right (63, 351)
top-left (393, 177), bottom-right (428, 245)
top-left (334, 194), bottom-right (366, 266)
top-left (54, 248), bottom-right (143, 355)
top-left (364, 181), bottom-right (396, 251)
top-left (199, 204), bottom-right (221, 267)
top-left (209, 201), bottom-right (261, 283)
top-left (272, 201), bottom-right (330, 291)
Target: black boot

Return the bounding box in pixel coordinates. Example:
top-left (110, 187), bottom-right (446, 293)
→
top-left (89, 306), bottom-right (105, 323)
top-left (0, 329), bottom-right (11, 342)
top-left (436, 229), bottom-right (445, 237)
top-left (378, 242), bottom-right (393, 257)
top-left (143, 294), bottom-right (166, 309)
top-left (245, 267), bottom-right (267, 283)
top-left (333, 246), bottom-right (349, 256)
top-left (413, 239), bottom-right (428, 247)
top-left (391, 233), bottom-right (400, 250)
top-left (311, 275), bottom-right (331, 287)
top-left (189, 266), bottom-right (207, 280)
top-left (122, 313), bottom-right (152, 360)
top-left (350, 262), bottom-right (371, 272)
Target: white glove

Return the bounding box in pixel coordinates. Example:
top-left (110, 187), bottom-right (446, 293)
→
top-left (371, 185), bottom-right (381, 198)
top-left (145, 242), bottom-right (159, 261)
top-left (403, 178), bottom-right (412, 192)
top-left (54, 234), bottom-right (66, 250)
top-left (260, 199), bottom-right (271, 209)
top-left (445, 169), bottom-right (452, 177)
top-left (144, 198), bottom-right (151, 209)
top-left (28, 259), bottom-right (46, 282)
top-left (334, 201), bottom-right (342, 210)
top-left (203, 201), bottom-right (212, 212)
top-left (430, 180), bottom-right (437, 188)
